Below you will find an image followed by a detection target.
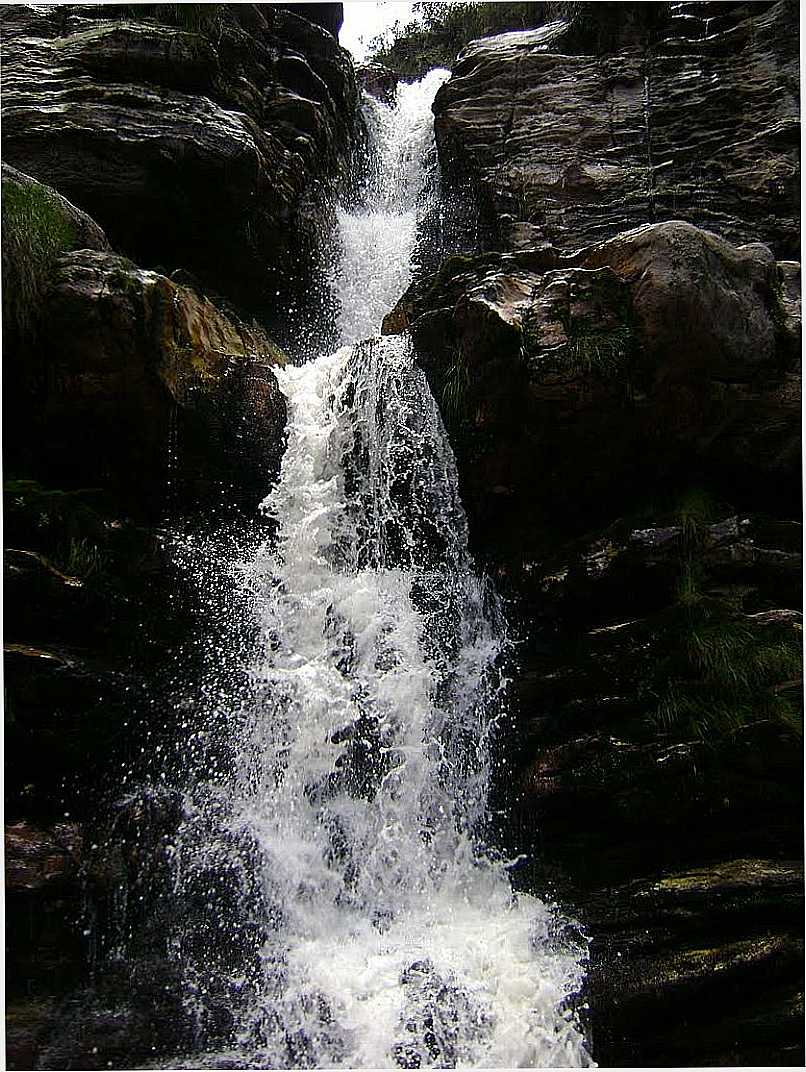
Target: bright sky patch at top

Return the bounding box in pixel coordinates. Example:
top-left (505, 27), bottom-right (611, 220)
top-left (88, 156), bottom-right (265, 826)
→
top-left (340, 1), bottom-right (417, 62)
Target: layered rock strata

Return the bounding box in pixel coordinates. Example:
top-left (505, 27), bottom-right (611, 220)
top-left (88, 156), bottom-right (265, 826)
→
top-left (1, 3), bottom-right (357, 310)
top-left (433, 0), bottom-right (799, 258)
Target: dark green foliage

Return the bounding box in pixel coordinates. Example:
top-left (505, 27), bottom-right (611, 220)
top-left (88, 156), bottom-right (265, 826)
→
top-left (563, 320), bottom-right (634, 384)
top-left (646, 490), bottom-right (803, 742)
top-left (2, 178), bottom-right (76, 341)
top-left (109, 3), bottom-right (233, 35)
top-left (368, 2), bottom-right (558, 78)
top-left (368, 1), bottom-right (671, 79)
top-left (675, 487), bottom-right (721, 549)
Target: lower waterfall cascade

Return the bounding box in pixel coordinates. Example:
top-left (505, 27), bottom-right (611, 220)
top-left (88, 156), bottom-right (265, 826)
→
top-left (154, 69), bottom-right (595, 1069)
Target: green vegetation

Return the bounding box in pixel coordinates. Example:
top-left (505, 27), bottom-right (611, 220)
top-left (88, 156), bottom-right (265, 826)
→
top-left (112, 3), bottom-right (232, 34)
top-left (441, 346), bottom-right (472, 427)
top-left (647, 490), bottom-right (803, 742)
top-left (4, 479), bottom-right (105, 552)
top-left (4, 478), bottom-right (120, 589)
top-left (565, 323), bottom-right (634, 382)
top-left (57, 536), bottom-right (111, 581)
top-left (368, 2), bottom-right (671, 79)
top-left (524, 273), bottom-right (637, 396)
top-left (2, 178), bottom-right (76, 342)
top-left (368, 2), bottom-right (560, 78)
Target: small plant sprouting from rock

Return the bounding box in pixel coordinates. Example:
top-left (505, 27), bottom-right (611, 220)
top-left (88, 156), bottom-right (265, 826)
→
top-left (2, 178), bottom-right (76, 342)
top-left (566, 324), bottom-right (633, 381)
top-left (441, 347), bottom-right (472, 429)
top-left (56, 537), bottom-right (111, 582)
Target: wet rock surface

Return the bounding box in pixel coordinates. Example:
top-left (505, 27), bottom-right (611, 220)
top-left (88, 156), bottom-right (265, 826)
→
top-left (3, 10), bottom-right (302, 1063)
top-left (388, 221), bottom-right (801, 554)
top-left (404, 63), bottom-right (802, 1056)
top-left (494, 505), bottom-right (804, 1066)
top-left (433, 0), bottom-right (799, 258)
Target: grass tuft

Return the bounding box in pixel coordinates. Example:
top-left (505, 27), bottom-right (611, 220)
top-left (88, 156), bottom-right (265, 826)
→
top-left (647, 491), bottom-right (803, 742)
top-left (441, 348), bottom-right (471, 427)
top-left (2, 178), bottom-right (76, 342)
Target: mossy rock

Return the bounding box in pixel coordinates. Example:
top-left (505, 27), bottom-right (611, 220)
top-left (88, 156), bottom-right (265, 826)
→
top-left (1, 165), bottom-right (109, 345)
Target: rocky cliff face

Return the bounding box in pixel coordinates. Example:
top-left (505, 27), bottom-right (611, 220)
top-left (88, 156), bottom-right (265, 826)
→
top-left (2, 2), bottom-right (802, 1068)
top-left (2, 8), bottom-right (353, 1065)
top-left (1, 3), bottom-right (356, 315)
top-left (433, 0), bottom-right (799, 258)
top-left (395, 3), bottom-right (802, 1063)
top-left (355, 1), bottom-right (806, 1063)
top-left (387, 220), bottom-right (800, 551)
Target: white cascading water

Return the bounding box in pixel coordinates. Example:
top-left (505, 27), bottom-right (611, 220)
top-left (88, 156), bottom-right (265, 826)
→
top-left (166, 71), bottom-right (593, 1069)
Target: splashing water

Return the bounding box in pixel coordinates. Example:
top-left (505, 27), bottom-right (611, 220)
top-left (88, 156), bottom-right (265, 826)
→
top-left (161, 73), bottom-right (594, 1068)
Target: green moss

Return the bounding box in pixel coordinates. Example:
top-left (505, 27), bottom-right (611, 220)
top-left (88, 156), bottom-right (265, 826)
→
top-left (2, 179), bottom-right (76, 341)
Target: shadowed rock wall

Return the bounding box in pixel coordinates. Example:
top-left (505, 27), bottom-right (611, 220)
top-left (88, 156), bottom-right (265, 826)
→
top-left (1, 3), bottom-right (357, 312)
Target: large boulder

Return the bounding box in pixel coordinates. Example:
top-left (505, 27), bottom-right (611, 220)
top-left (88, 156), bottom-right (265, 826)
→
top-left (579, 858), bottom-right (804, 1066)
top-left (0, 3), bottom-right (358, 314)
top-left (7, 247), bottom-right (287, 516)
top-left (434, 1), bottom-right (799, 259)
top-left (385, 221), bottom-right (800, 555)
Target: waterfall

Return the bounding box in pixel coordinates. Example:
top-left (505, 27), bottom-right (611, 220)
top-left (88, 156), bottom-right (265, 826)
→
top-left (160, 72), bottom-right (593, 1069)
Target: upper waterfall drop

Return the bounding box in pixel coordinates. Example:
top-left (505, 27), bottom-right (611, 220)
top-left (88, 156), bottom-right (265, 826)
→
top-left (163, 69), bottom-right (593, 1070)
top-left (336, 68), bottom-right (450, 346)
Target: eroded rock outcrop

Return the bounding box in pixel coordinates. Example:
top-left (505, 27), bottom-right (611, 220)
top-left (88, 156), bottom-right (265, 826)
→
top-left (387, 220), bottom-right (800, 552)
top-left (433, 0), bottom-right (799, 258)
top-left (1, 3), bottom-right (357, 311)
top-left (22, 248), bottom-right (288, 515)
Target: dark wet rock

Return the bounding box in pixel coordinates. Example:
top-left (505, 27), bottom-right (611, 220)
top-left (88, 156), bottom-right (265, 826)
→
top-left (489, 487), bottom-right (803, 1067)
top-left (5, 821), bottom-right (87, 1070)
top-left (0, 3), bottom-right (357, 311)
top-left (9, 248), bottom-right (287, 517)
top-left (279, 3), bottom-right (344, 38)
top-left (433, 0), bottom-right (799, 258)
top-left (579, 860), bottom-right (805, 1066)
top-left (3, 638), bottom-right (140, 820)
top-left (4, 549), bottom-right (88, 641)
top-left (388, 222), bottom-right (800, 555)
top-left (5, 820), bottom-right (83, 892)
